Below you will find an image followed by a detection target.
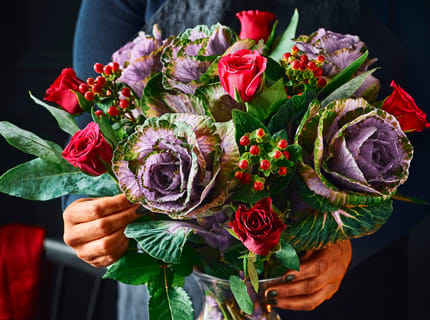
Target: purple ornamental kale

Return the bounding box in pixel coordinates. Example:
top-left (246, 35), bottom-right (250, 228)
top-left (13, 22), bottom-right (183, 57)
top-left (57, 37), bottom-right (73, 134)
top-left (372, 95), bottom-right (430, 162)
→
top-left (112, 113), bottom-right (239, 218)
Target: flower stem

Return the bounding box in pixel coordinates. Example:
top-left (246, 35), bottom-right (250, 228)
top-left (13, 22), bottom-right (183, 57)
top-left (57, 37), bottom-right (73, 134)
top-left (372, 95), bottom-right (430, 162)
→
top-left (264, 252), bottom-right (272, 279)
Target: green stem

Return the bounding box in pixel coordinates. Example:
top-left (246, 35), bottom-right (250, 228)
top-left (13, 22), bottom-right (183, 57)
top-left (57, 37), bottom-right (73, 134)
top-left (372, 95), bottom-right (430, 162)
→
top-left (264, 252), bottom-right (272, 279)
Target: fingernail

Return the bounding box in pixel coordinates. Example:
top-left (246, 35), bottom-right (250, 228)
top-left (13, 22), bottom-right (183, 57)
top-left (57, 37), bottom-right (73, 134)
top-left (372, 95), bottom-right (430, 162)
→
top-left (266, 298), bottom-right (277, 306)
top-left (267, 290), bottom-right (277, 298)
top-left (284, 274), bottom-right (295, 283)
top-left (136, 206), bottom-right (146, 215)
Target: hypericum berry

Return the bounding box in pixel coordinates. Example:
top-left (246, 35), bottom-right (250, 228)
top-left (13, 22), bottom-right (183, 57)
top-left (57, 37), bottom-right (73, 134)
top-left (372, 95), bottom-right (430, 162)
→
top-left (241, 172), bottom-right (251, 184)
top-left (278, 167), bottom-right (288, 176)
top-left (313, 68), bottom-right (323, 77)
top-left (291, 45), bottom-right (299, 55)
top-left (249, 145), bottom-right (260, 155)
top-left (291, 60), bottom-right (300, 70)
top-left (260, 159), bottom-right (271, 170)
top-left (92, 84), bottom-right (102, 94)
top-left (307, 61), bottom-right (316, 71)
top-left (299, 61), bottom-right (307, 71)
top-left (254, 181), bottom-right (264, 191)
top-left (317, 78), bottom-right (327, 87)
top-left (273, 150), bottom-right (282, 159)
top-left (277, 139), bottom-right (288, 149)
top-left (282, 52), bottom-right (291, 60)
top-left (234, 171), bottom-right (243, 179)
top-left (84, 91), bottom-right (94, 101)
top-left (256, 128), bottom-right (265, 138)
top-left (79, 83), bottom-right (89, 94)
top-left (238, 159), bottom-right (249, 169)
top-left (300, 54), bottom-right (308, 64)
top-left (316, 55), bottom-right (325, 63)
top-left (120, 99), bottom-right (129, 109)
top-left (239, 135), bottom-right (250, 146)
top-left (112, 62), bottom-right (120, 72)
top-left (121, 87), bottom-right (131, 97)
top-left (103, 65), bottom-right (113, 75)
top-left (106, 90), bottom-right (112, 96)
top-left (96, 76), bottom-right (106, 87)
top-left (95, 110), bottom-right (104, 118)
top-left (283, 150), bottom-right (291, 160)
top-left (108, 106), bottom-right (119, 116)
top-left (93, 63), bottom-right (104, 74)
top-left (86, 77), bottom-right (95, 86)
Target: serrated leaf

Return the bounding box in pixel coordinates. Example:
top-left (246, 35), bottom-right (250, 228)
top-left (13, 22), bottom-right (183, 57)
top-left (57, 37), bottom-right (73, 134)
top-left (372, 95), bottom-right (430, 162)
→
top-left (0, 121), bottom-right (67, 165)
top-left (318, 51), bottom-right (369, 99)
top-left (321, 68), bottom-right (377, 107)
top-left (232, 109), bottom-right (269, 150)
top-left (91, 108), bottom-right (119, 147)
top-left (229, 275), bottom-right (254, 315)
top-left (246, 79), bottom-right (287, 121)
top-left (148, 276), bottom-right (194, 320)
top-left (0, 158), bottom-right (119, 200)
top-left (29, 92), bottom-right (80, 135)
top-left (247, 259), bottom-right (259, 293)
top-left (125, 220), bottom-right (192, 264)
top-left (103, 250), bottom-right (161, 285)
top-left (269, 9), bottom-right (299, 61)
top-left (274, 240), bottom-right (300, 271)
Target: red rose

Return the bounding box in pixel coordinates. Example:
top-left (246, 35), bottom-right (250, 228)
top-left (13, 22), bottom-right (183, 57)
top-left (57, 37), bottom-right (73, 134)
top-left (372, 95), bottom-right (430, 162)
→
top-left (382, 81), bottom-right (430, 132)
top-left (218, 49), bottom-right (267, 102)
top-left (236, 10), bottom-right (276, 42)
top-left (44, 68), bottom-right (84, 115)
top-left (62, 122), bottom-right (113, 176)
top-left (229, 198), bottom-right (286, 255)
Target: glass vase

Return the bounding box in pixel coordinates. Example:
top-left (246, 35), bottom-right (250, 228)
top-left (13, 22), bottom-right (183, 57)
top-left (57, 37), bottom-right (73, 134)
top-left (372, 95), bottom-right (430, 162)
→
top-left (193, 270), bottom-right (282, 320)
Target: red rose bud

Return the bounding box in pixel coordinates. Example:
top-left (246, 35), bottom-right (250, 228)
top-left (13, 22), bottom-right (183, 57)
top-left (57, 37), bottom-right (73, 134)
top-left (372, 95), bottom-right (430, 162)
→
top-left (93, 63), bottom-right (104, 74)
top-left (249, 145), bottom-right (260, 155)
top-left (236, 10), bottom-right (276, 42)
top-left (241, 172), bottom-right (251, 184)
top-left (229, 198), bottom-right (286, 255)
top-left (278, 167), bottom-right (287, 176)
top-left (62, 122), bottom-right (113, 176)
top-left (253, 181), bottom-right (264, 191)
top-left (44, 68), bottom-right (85, 115)
top-left (240, 135), bottom-right (250, 146)
top-left (277, 139), bottom-right (288, 149)
top-left (218, 49), bottom-right (267, 102)
top-left (234, 171), bottom-right (243, 179)
top-left (382, 81), bottom-right (430, 132)
top-left (256, 128), bottom-right (265, 137)
top-left (260, 159), bottom-right (270, 170)
top-left (239, 159), bottom-right (249, 169)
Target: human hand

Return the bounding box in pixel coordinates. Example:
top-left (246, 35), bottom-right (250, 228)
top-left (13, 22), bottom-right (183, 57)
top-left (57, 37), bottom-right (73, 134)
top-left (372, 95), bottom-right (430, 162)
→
top-left (265, 239), bottom-right (352, 311)
top-left (63, 194), bottom-right (140, 267)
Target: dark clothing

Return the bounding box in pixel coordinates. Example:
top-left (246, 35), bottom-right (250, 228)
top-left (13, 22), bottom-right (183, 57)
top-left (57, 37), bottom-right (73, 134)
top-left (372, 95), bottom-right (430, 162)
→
top-left (71, 0), bottom-right (430, 319)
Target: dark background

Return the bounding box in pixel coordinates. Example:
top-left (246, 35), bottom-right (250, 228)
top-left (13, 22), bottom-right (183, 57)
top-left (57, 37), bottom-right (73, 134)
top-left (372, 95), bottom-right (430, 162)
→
top-left (1, 0), bottom-right (429, 319)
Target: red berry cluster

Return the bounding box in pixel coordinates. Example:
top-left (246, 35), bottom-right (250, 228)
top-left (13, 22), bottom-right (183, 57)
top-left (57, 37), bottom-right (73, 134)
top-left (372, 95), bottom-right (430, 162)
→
top-left (235, 128), bottom-right (292, 192)
top-left (81, 62), bottom-right (137, 121)
top-left (281, 45), bottom-right (326, 96)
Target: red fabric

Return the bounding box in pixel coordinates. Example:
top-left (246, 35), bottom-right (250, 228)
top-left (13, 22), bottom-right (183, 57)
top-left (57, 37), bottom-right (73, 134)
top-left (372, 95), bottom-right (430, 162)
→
top-left (0, 224), bottom-right (45, 320)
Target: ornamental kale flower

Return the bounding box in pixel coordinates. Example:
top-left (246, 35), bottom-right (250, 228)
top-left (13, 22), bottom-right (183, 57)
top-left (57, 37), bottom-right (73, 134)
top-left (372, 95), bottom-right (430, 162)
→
top-left (112, 25), bottom-right (167, 98)
top-left (296, 98), bottom-right (413, 207)
top-left (112, 113), bottom-right (239, 218)
top-left (161, 24), bottom-right (236, 94)
top-left (295, 29), bottom-right (379, 99)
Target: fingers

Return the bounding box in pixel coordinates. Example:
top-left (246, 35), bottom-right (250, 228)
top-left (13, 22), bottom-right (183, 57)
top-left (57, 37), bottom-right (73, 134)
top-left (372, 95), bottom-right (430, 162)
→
top-left (65, 205), bottom-right (140, 246)
top-left (75, 228), bottom-right (129, 263)
top-left (275, 282), bottom-right (339, 311)
top-left (86, 238), bottom-right (130, 268)
top-left (64, 194), bottom-right (137, 224)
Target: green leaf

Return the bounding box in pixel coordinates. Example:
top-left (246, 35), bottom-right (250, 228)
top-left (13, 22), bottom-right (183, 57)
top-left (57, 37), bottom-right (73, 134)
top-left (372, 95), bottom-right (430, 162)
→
top-left (172, 246), bottom-right (199, 277)
top-left (392, 191), bottom-right (430, 206)
top-left (0, 158), bottom-right (119, 200)
top-left (74, 91), bottom-right (94, 113)
top-left (229, 275), bottom-right (254, 315)
top-left (318, 51), bottom-right (369, 99)
top-left (269, 9), bottom-right (299, 61)
top-left (103, 250), bottom-right (162, 285)
top-left (232, 109), bottom-right (269, 149)
top-left (247, 258), bottom-right (259, 293)
top-left (265, 57), bottom-right (285, 83)
top-left (95, 97), bottom-right (116, 114)
top-left (91, 108), bottom-right (119, 147)
top-left (321, 68), bottom-right (377, 107)
top-left (29, 92), bottom-right (80, 135)
top-left (125, 220), bottom-right (192, 264)
top-left (264, 20), bottom-right (279, 54)
top-left (0, 121), bottom-right (66, 164)
top-left (148, 272), bottom-right (194, 320)
top-left (274, 240), bottom-right (300, 271)
top-left (231, 184), bottom-right (270, 206)
top-left (246, 79), bottom-right (287, 121)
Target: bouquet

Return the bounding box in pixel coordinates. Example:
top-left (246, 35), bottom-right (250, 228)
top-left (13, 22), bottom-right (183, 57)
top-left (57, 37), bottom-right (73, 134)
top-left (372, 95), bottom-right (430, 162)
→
top-left (1, 9), bottom-right (429, 320)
